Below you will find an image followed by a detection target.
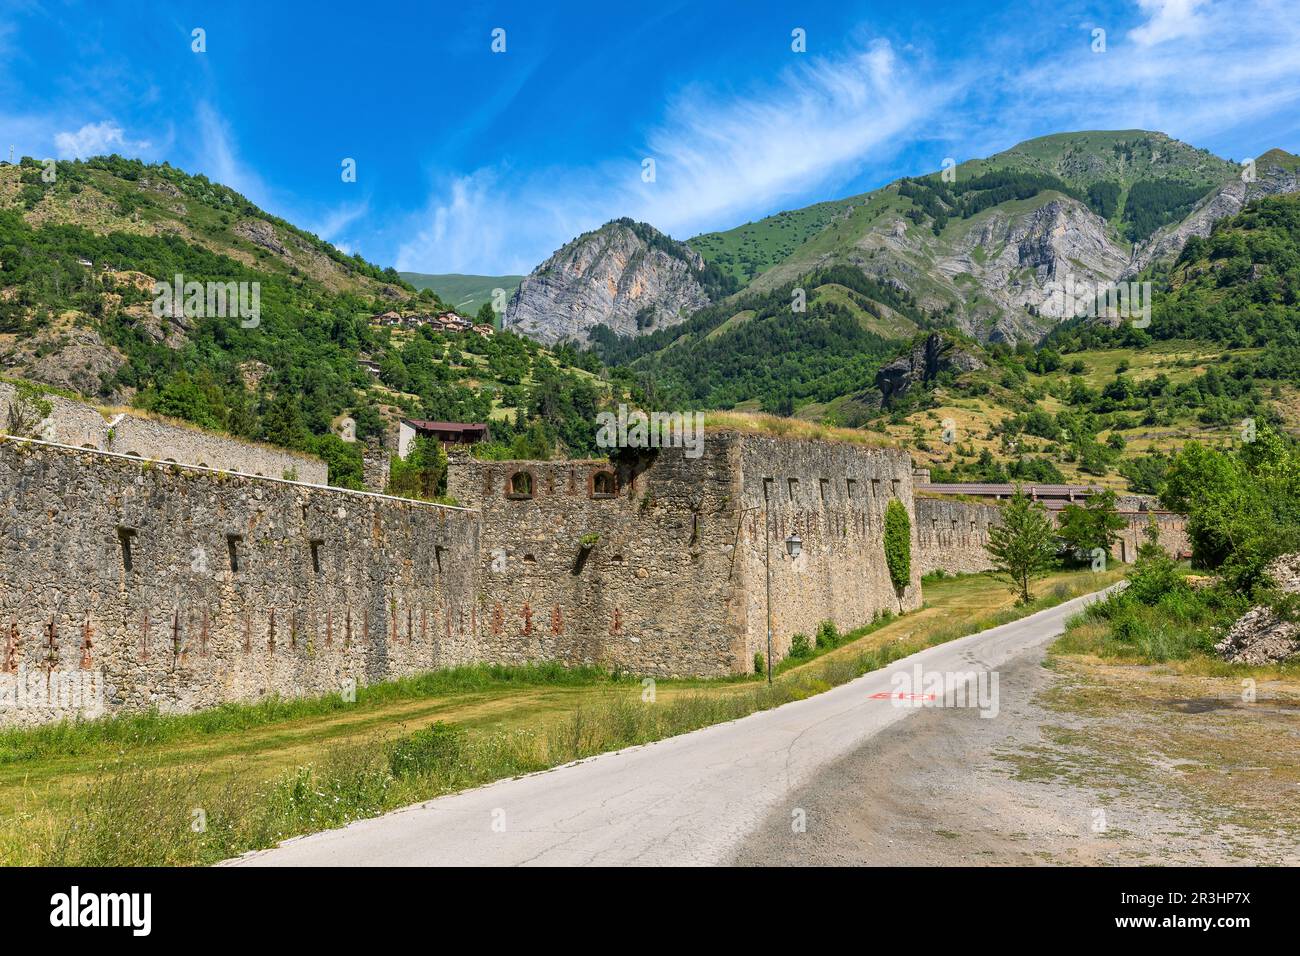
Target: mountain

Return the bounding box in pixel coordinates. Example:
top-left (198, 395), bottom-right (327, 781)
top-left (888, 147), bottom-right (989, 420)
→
top-left (503, 217), bottom-right (737, 345)
top-left (857, 191), bottom-right (1300, 491)
top-left (506, 132), bottom-right (1297, 351)
top-left (399, 272), bottom-right (522, 315)
top-left (0, 154), bottom-right (612, 485)
top-left (691, 131), bottom-right (1299, 344)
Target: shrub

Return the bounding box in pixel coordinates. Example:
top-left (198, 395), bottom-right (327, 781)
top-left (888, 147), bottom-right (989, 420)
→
top-left (883, 499), bottom-right (912, 592)
top-left (387, 722), bottom-right (467, 779)
top-left (815, 620), bottom-right (840, 649)
top-left (788, 633), bottom-right (813, 659)
top-left (753, 652), bottom-right (765, 675)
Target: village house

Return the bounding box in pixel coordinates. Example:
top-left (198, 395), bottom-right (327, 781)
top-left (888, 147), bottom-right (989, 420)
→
top-left (397, 418), bottom-right (490, 458)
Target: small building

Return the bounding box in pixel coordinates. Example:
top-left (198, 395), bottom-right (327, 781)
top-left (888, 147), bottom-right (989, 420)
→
top-left (398, 419), bottom-right (489, 458)
top-left (434, 311), bottom-right (473, 332)
top-left (472, 324), bottom-right (496, 338)
top-left (357, 359), bottom-right (382, 377)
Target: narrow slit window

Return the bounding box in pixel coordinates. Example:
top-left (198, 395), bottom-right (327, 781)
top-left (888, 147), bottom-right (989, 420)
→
top-left (227, 533), bottom-right (243, 573)
top-left (117, 527), bottom-right (136, 573)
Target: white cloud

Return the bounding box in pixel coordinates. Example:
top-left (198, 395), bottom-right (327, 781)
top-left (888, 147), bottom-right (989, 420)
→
top-left (1011, 0), bottom-right (1300, 146)
top-left (308, 200), bottom-right (370, 245)
top-left (1128, 0), bottom-right (1209, 47)
top-left (53, 121), bottom-right (151, 159)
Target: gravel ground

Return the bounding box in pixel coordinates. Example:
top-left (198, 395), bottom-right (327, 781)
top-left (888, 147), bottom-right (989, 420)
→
top-left (732, 651), bottom-right (1300, 866)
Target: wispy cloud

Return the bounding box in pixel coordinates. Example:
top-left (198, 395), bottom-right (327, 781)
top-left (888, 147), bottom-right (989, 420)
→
top-left (193, 102), bottom-right (269, 206)
top-left (399, 0), bottom-right (1300, 275)
top-left (53, 120), bottom-right (151, 159)
top-left (1013, 0), bottom-right (1300, 147)
top-left (308, 200), bottom-right (370, 249)
top-left (399, 37), bottom-right (952, 273)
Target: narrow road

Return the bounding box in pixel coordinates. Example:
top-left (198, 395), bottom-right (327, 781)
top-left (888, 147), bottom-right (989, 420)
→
top-left (228, 587), bottom-right (1114, 866)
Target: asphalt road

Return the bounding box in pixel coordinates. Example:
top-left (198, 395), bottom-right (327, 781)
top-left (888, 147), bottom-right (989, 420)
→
top-left (228, 586), bottom-right (1115, 867)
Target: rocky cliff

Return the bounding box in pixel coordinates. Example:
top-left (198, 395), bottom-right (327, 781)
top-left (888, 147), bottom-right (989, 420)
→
top-left (503, 219), bottom-right (713, 346)
top-left (875, 331), bottom-right (986, 407)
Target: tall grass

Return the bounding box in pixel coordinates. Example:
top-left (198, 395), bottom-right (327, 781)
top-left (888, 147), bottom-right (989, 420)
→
top-left (1055, 582), bottom-right (1246, 662)
top-left (0, 661), bottom-right (621, 766)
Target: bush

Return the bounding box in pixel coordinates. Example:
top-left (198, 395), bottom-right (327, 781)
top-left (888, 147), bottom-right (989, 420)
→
top-left (815, 620), bottom-right (840, 649)
top-left (788, 633), bottom-right (812, 659)
top-left (753, 652), bottom-right (765, 675)
top-left (387, 722), bottom-right (467, 779)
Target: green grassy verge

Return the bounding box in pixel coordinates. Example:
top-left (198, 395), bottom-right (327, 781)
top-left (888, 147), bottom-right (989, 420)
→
top-left (0, 567), bottom-right (1120, 866)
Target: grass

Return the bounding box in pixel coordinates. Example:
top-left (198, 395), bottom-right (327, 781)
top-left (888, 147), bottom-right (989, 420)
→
top-left (703, 410), bottom-right (897, 446)
top-left (0, 566), bottom-right (1118, 866)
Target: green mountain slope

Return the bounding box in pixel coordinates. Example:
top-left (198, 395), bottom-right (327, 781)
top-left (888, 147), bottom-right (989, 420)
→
top-left (679, 131), bottom-right (1267, 345)
top-left (862, 192), bottom-right (1300, 490)
top-left (0, 155), bottom-right (612, 486)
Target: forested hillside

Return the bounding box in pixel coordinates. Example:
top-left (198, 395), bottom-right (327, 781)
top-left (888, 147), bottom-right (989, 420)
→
top-left (861, 193), bottom-right (1300, 490)
top-left (0, 156), bottom-right (614, 487)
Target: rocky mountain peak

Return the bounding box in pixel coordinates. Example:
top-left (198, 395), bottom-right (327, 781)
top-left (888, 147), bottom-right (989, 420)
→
top-left (503, 218), bottom-right (714, 346)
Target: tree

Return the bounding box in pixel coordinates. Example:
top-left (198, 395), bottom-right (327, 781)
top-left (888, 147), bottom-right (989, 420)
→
top-left (309, 433), bottom-right (364, 490)
top-left (1057, 489), bottom-right (1127, 563)
top-left (386, 435), bottom-right (448, 501)
top-left (475, 302), bottom-right (496, 328)
top-left (5, 380), bottom-right (53, 438)
top-left (883, 499), bottom-right (912, 608)
top-left (1161, 425), bottom-right (1300, 594)
top-left (1126, 518), bottom-right (1184, 604)
top-left (986, 488), bottom-right (1057, 603)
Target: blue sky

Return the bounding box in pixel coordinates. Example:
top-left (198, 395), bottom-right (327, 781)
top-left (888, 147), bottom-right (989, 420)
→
top-left (3, 0), bottom-right (1299, 275)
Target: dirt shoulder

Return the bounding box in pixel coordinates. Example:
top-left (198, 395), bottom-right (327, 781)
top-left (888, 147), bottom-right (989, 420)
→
top-left (732, 648), bottom-right (1300, 866)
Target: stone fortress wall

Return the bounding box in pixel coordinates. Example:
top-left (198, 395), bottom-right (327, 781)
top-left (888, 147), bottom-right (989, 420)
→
top-left (0, 413), bottom-right (1190, 726)
top-left (444, 433), bottom-right (921, 677)
top-left (0, 381), bottom-right (325, 483)
top-left (0, 437), bottom-right (476, 727)
top-left (914, 496), bottom-right (1003, 575)
top-left (914, 491), bottom-right (1192, 576)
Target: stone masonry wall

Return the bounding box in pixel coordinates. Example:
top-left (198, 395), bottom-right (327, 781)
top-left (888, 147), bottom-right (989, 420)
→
top-left (2, 429), bottom-right (933, 724)
top-left (446, 444), bottom-right (740, 676)
top-left (915, 496), bottom-right (1002, 575)
top-left (915, 493), bottom-right (1191, 575)
top-left (446, 432), bottom-right (921, 676)
top-left (732, 436), bottom-right (922, 667)
top-left (0, 437), bottom-right (477, 727)
top-left (0, 382), bottom-right (326, 483)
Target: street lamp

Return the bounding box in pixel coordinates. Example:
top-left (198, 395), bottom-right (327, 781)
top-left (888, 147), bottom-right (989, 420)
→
top-left (786, 533), bottom-right (802, 559)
